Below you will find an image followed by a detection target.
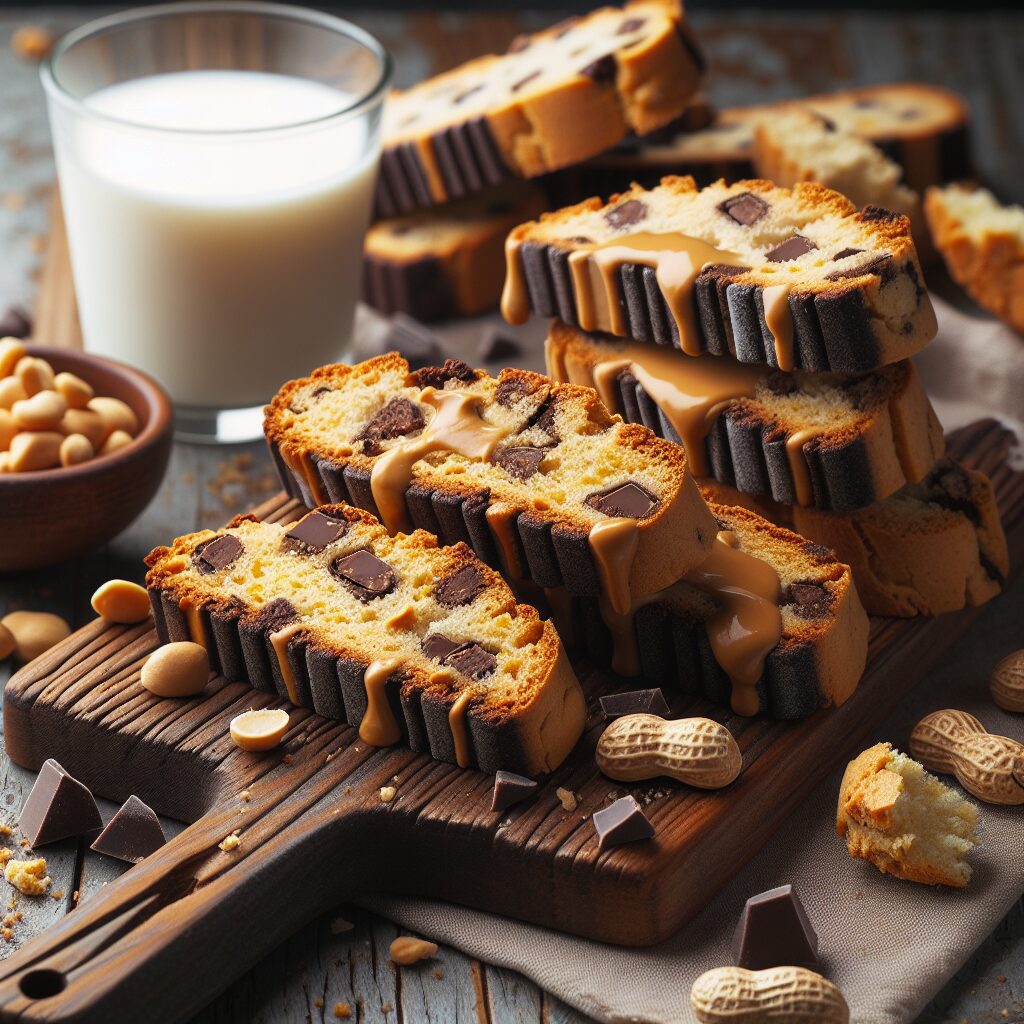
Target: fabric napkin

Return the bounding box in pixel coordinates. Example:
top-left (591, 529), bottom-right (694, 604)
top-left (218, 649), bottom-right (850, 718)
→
top-left (359, 297), bottom-right (1024, 1023)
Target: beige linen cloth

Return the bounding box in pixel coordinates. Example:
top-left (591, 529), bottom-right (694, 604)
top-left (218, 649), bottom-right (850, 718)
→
top-left (360, 296), bottom-right (1024, 1023)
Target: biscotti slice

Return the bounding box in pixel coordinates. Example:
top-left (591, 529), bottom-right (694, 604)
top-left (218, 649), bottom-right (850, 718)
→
top-left (503, 177), bottom-right (936, 373)
top-left (568, 500), bottom-right (868, 720)
top-left (144, 505), bottom-right (586, 775)
top-left (925, 185), bottom-right (1024, 335)
top-left (364, 184), bottom-right (548, 321)
top-left (792, 457), bottom-right (1008, 617)
top-left (264, 354), bottom-right (718, 612)
top-left (375, 0), bottom-right (703, 216)
top-left (546, 320), bottom-right (944, 512)
top-left (837, 742), bottom-right (979, 887)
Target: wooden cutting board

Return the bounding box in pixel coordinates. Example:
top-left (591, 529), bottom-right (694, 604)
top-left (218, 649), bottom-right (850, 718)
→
top-left (0, 421), bottom-right (1019, 1023)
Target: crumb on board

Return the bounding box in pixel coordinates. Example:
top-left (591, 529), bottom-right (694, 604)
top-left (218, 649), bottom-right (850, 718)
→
top-left (330, 916), bottom-right (354, 934)
top-left (218, 832), bottom-right (241, 853)
top-left (0, 825), bottom-right (12, 837)
top-left (239, 790), bottom-right (251, 802)
top-left (12, 26), bottom-right (53, 61)
top-left (0, 849), bottom-right (13, 867)
top-left (4, 858), bottom-right (50, 896)
top-left (18, 838), bottom-right (28, 848)
top-left (432, 967), bottom-right (444, 980)
top-left (556, 787), bottom-right (577, 812)
top-left (205, 453), bottom-right (278, 512)
top-left (50, 890), bottom-right (63, 901)
top-left (313, 998), bottom-right (324, 1009)
top-left (380, 786), bottom-right (397, 804)
top-left (334, 1003), bottom-right (351, 1019)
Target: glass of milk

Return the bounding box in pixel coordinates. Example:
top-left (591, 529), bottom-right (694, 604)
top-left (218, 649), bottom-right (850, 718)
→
top-left (41, 2), bottom-right (391, 442)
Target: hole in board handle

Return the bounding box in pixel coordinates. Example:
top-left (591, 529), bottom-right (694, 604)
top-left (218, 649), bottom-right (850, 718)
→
top-left (19, 968), bottom-right (67, 999)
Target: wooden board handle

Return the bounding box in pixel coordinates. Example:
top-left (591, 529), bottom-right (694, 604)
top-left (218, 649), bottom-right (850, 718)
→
top-left (0, 746), bottom-right (387, 1024)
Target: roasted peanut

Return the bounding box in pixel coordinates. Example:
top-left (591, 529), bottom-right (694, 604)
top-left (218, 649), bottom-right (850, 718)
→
top-left (0, 376), bottom-right (27, 410)
top-left (7, 431), bottom-right (63, 472)
top-left (909, 709), bottom-right (1024, 806)
top-left (596, 713), bottom-right (742, 789)
top-left (141, 642), bottom-right (210, 697)
top-left (389, 937), bottom-right (438, 965)
top-left (60, 408), bottom-right (106, 449)
top-left (990, 650), bottom-right (1024, 713)
top-left (11, 389), bottom-right (67, 431)
top-left (15, 356), bottom-right (55, 396)
top-left (88, 396), bottom-right (138, 438)
top-left (0, 611), bottom-right (71, 662)
top-left (59, 433), bottom-right (93, 467)
top-left (91, 580), bottom-right (152, 624)
top-left (53, 371), bottom-right (94, 410)
top-left (691, 966), bottom-right (849, 1024)
top-left (99, 429), bottom-right (134, 456)
top-left (0, 338), bottom-right (26, 377)
top-left (0, 408), bottom-right (16, 450)
top-left (230, 708), bottom-right (290, 751)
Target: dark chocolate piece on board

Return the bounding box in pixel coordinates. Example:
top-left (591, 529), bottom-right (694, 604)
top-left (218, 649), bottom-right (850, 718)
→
top-left (593, 796), bottom-right (655, 850)
top-left (284, 511), bottom-right (349, 552)
top-left (766, 235), bottom-right (818, 262)
top-left (19, 759), bottom-right (102, 847)
top-left (193, 534), bottom-right (244, 574)
top-left (444, 642), bottom-right (497, 680)
top-left (733, 883), bottom-right (820, 970)
top-left (586, 481), bottom-right (659, 519)
top-left (599, 688), bottom-right (671, 719)
top-left (491, 770), bottom-right (538, 813)
top-left (329, 549), bottom-right (397, 599)
top-left (435, 565), bottom-right (487, 607)
top-left (383, 313), bottom-right (443, 369)
top-left (494, 445), bottom-right (546, 481)
top-left (0, 304), bottom-right (32, 338)
top-left (476, 325), bottom-right (522, 363)
top-left (720, 192), bottom-right (768, 226)
top-left (90, 795), bottom-right (167, 864)
top-left (422, 633), bottom-right (462, 662)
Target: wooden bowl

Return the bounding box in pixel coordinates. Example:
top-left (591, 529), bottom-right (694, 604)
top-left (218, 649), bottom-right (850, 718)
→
top-left (0, 346), bottom-right (173, 572)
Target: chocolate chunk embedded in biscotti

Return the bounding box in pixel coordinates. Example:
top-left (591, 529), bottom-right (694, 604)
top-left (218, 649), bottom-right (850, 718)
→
top-left (145, 504), bottom-right (586, 775)
top-left (546, 320), bottom-right (945, 512)
top-left (504, 176), bottom-right (936, 374)
top-left (264, 353), bottom-right (718, 611)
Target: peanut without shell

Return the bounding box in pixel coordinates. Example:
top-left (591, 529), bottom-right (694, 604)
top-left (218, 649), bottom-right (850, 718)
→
top-left (141, 642), bottom-right (210, 697)
top-left (0, 376), bottom-right (27, 410)
top-left (0, 611), bottom-right (70, 662)
top-left (91, 580), bottom-right (152, 624)
top-left (8, 431), bottom-right (63, 472)
top-left (15, 356), bottom-right (54, 396)
top-left (990, 650), bottom-right (1024, 713)
top-left (59, 433), bottom-right (94, 467)
top-left (389, 937), bottom-right (438, 965)
top-left (596, 713), bottom-right (742, 789)
top-left (0, 339), bottom-right (26, 377)
top-left (88, 396), bottom-right (138, 437)
top-left (53, 371), bottom-right (93, 410)
top-left (909, 709), bottom-right (1024, 806)
top-left (0, 408), bottom-right (15, 450)
top-left (99, 429), bottom-right (133, 456)
top-left (691, 966), bottom-right (849, 1024)
top-left (12, 389), bottom-right (67, 431)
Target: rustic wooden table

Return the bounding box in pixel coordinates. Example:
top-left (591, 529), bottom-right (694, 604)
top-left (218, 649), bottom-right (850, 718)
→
top-left (1, 7), bottom-right (1022, 1023)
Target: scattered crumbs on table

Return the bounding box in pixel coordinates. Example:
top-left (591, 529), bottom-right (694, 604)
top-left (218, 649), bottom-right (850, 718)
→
top-left (0, 850), bottom-right (11, 867)
top-left (381, 1002), bottom-right (393, 1014)
top-left (4, 857), bottom-right (50, 896)
top-left (50, 889), bottom-right (63, 901)
top-left (218, 832), bottom-right (241, 853)
top-left (556, 787), bottom-right (577, 812)
top-left (432, 967), bottom-right (445, 980)
top-left (0, 825), bottom-right (12, 837)
top-left (996, 974), bottom-right (1006, 983)
top-left (344, 786), bottom-right (353, 795)
top-left (72, 890), bottom-right (80, 902)
top-left (18, 838), bottom-right (28, 848)
top-left (239, 789), bottom-right (251, 802)
top-left (206, 453), bottom-right (277, 511)
top-left (283, 754), bottom-right (293, 765)
top-left (313, 997), bottom-right (324, 1009)
top-left (334, 1002), bottom-right (351, 1019)
top-left (380, 786), bottom-right (397, 804)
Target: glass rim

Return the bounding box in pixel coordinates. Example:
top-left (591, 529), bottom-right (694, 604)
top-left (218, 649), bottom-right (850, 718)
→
top-left (39, 0), bottom-right (393, 137)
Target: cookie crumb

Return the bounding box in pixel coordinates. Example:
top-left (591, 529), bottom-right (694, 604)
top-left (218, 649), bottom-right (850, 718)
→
top-left (313, 998), bottom-right (324, 1008)
top-left (50, 889), bottom-right (63, 901)
top-left (556, 787), bottom-right (577, 812)
top-left (379, 786), bottom-right (397, 803)
top-left (12, 26), bottom-right (53, 62)
top-left (0, 825), bottom-right (12, 837)
top-left (0, 849), bottom-right (13, 867)
top-left (1, 927), bottom-right (11, 941)
top-left (4, 858), bottom-right (50, 896)
top-left (432, 967), bottom-right (444, 980)
top-left (239, 789), bottom-right (251, 802)
top-left (334, 1003), bottom-right (351, 1019)
top-left (218, 833), bottom-right (241, 852)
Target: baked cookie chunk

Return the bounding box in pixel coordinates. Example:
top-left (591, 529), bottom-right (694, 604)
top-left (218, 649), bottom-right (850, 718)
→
top-left (145, 505), bottom-right (586, 775)
top-left (546, 320), bottom-right (944, 511)
top-left (375, 0), bottom-right (703, 216)
top-left (364, 184), bottom-right (547, 321)
top-left (837, 742), bottom-right (979, 887)
top-left (264, 354), bottom-right (718, 610)
top-left (925, 185), bottom-right (1024, 335)
top-left (503, 177), bottom-right (936, 373)
top-left (567, 500), bottom-right (868, 720)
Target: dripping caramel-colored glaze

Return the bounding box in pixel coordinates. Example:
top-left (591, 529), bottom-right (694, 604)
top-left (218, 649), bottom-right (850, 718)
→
top-left (588, 517), bottom-right (640, 618)
top-left (269, 622), bottom-right (305, 706)
top-left (180, 599), bottom-right (206, 649)
top-left (359, 660), bottom-right (402, 747)
top-left (448, 690), bottom-right (474, 769)
top-left (762, 283), bottom-right (795, 372)
top-left (486, 502), bottom-right (523, 580)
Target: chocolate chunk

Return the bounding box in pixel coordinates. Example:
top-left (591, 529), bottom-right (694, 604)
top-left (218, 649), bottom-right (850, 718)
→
top-left (860, 205), bottom-right (900, 224)
top-left (593, 795), bottom-right (654, 850)
top-left (833, 247), bottom-right (863, 261)
top-left (435, 565), bottom-right (487, 607)
top-left (19, 759), bottom-right (101, 847)
top-left (494, 445), bottom-right (546, 481)
top-left (766, 235), bottom-right (817, 262)
top-left (422, 632), bottom-right (461, 662)
top-left (511, 70), bottom-right (541, 93)
top-left (533, 396), bottom-right (560, 440)
top-left (193, 534), bottom-right (243, 574)
top-left (384, 313), bottom-right (443, 370)
top-left (586, 481), bottom-right (659, 519)
top-left (616, 15), bottom-right (646, 33)
top-left (0, 304), bottom-right (32, 339)
top-left (444, 642), bottom-right (497, 680)
top-left (825, 252), bottom-right (893, 281)
top-left (720, 192), bottom-right (768, 226)
top-left (599, 688), bottom-right (670, 720)
top-left (453, 85), bottom-right (482, 104)
top-left (330, 549), bottom-right (397, 600)
top-left (786, 582), bottom-right (833, 619)
top-left (605, 199), bottom-right (647, 229)
top-left (581, 54), bottom-right (616, 84)
top-left (570, 235), bottom-right (593, 244)
top-left (357, 397), bottom-right (425, 455)
top-left (733, 884), bottom-right (819, 970)
top-left (90, 795), bottom-right (166, 864)
top-left (284, 510), bottom-right (349, 552)
top-left (491, 770), bottom-right (538, 813)
top-left (409, 358), bottom-right (477, 390)
top-left (476, 325), bottom-right (521, 363)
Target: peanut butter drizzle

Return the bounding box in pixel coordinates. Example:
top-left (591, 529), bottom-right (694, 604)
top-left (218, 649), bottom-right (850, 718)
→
top-left (179, 599), bottom-right (206, 649)
top-left (269, 622), bottom-right (305, 706)
top-left (588, 517), bottom-right (640, 618)
top-left (359, 660), bottom-right (402, 747)
top-left (500, 237), bottom-right (531, 325)
top-left (370, 387), bottom-right (509, 535)
top-left (486, 502), bottom-right (522, 580)
top-left (569, 233), bottom-right (746, 351)
top-left (448, 690), bottom-right (473, 769)
top-left (761, 283), bottom-right (795, 372)
top-left (785, 428), bottom-right (817, 507)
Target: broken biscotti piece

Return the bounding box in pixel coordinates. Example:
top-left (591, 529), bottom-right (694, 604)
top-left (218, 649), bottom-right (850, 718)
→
top-left (925, 185), bottom-right (1024, 335)
top-left (837, 742), bottom-right (979, 887)
top-left (546, 320), bottom-right (944, 512)
top-left (264, 354), bottom-right (718, 612)
top-left (145, 504), bottom-right (586, 775)
top-left (569, 499), bottom-right (868, 720)
top-left (375, 0), bottom-right (703, 216)
top-left (363, 184), bottom-right (547, 321)
top-left (503, 177), bottom-right (937, 373)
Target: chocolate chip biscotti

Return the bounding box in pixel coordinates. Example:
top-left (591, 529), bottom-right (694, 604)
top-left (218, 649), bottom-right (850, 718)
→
top-left (145, 505), bottom-right (586, 775)
top-left (546, 320), bottom-right (944, 512)
top-left (503, 177), bottom-right (937, 373)
top-left (264, 354), bottom-right (718, 612)
top-left (375, 0), bottom-right (703, 216)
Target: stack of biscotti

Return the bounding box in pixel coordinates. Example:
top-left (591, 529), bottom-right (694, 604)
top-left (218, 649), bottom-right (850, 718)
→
top-left (363, 0), bottom-right (705, 319)
top-left (264, 354), bottom-right (870, 720)
top-left (519, 176), bottom-right (1007, 617)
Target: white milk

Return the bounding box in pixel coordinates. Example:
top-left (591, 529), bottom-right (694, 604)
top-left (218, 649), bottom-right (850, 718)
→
top-left (52, 71), bottom-right (378, 408)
